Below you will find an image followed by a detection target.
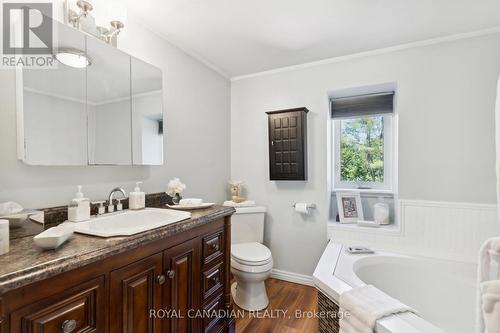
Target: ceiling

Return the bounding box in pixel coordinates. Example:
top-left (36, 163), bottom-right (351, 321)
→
top-left (123, 0), bottom-right (500, 78)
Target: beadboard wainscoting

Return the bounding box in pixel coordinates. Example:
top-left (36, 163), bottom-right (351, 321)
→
top-left (328, 199), bottom-right (499, 263)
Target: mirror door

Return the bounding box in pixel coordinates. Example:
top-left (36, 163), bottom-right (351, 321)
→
top-left (20, 23), bottom-right (87, 166)
top-left (86, 37), bottom-right (132, 165)
top-left (131, 57), bottom-right (164, 165)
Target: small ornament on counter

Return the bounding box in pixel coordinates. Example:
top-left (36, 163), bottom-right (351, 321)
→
top-left (229, 180), bottom-right (246, 203)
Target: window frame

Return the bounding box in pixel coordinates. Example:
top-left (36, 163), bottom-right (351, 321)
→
top-left (332, 114), bottom-right (394, 192)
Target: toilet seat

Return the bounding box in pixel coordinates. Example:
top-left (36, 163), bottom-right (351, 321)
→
top-left (231, 242), bottom-right (273, 273)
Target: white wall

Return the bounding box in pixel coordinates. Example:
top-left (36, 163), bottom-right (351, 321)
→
top-left (231, 33), bottom-right (500, 275)
top-left (0, 19), bottom-right (231, 208)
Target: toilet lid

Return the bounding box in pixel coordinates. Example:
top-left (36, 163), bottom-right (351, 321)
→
top-left (231, 242), bottom-right (272, 263)
top-left (231, 257), bottom-right (273, 273)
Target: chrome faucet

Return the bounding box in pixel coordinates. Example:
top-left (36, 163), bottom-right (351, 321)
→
top-left (107, 187), bottom-right (127, 213)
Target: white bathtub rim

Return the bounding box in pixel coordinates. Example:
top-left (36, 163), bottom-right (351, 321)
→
top-left (313, 241), bottom-right (445, 333)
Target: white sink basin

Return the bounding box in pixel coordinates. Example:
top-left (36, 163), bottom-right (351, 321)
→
top-left (72, 208), bottom-right (191, 237)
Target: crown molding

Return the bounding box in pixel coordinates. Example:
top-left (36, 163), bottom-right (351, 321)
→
top-left (231, 26), bottom-right (500, 81)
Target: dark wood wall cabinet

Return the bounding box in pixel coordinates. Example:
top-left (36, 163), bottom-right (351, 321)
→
top-left (0, 217), bottom-right (234, 333)
top-left (266, 107), bottom-right (308, 181)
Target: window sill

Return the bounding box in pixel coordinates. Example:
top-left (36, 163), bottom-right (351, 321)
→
top-left (332, 188), bottom-right (395, 196)
top-left (327, 220), bottom-right (402, 235)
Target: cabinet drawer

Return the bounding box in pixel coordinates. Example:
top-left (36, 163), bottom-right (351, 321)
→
top-left (202, 230), bottom-right (224, 266)
top-left (202, 262), bottom-right (223, 300)
top-left (10, 276), bottom-right (104, 333)
top-left (202, 293), bottom-right (225, 333)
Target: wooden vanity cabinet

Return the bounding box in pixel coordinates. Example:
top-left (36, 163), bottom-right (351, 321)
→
top-left (1, 216), bottom-right (234, 333)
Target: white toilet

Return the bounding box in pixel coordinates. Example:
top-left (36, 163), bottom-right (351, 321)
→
top-left (230, 206), bottom-right (273, 311)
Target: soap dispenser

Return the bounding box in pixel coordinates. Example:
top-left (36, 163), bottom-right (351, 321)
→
top-left (129, 182), bottom-right (145, 210)
top-left (68, 185), bottom-right (91, 222)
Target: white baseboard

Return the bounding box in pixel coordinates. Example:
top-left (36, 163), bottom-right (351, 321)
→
top-left (270, 269), bottom-right (314, 286)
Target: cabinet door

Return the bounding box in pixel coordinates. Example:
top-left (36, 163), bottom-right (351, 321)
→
top-left (163, 238), bottom-right (201, 333)
top-left (266, 107), bottom-right (308, 180)
top-left (110, 253), bottom-right (163, 333)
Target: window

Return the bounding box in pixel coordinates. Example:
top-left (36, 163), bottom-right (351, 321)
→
top-left (331, 92), bottom-right (395, 191)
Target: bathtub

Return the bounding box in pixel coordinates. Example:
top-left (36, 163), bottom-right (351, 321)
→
top-left (313, 241), bottom-right (477, 333)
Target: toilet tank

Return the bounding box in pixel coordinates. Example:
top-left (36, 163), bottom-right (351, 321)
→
top-left (231, 206), bottom-right (266, 244)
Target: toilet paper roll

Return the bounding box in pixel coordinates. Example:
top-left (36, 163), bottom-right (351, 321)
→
top-left (295, 203), bottom-right (309, 214)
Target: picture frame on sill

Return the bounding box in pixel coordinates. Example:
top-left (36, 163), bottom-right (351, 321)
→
top-left (336, 192), bottom-right (364, 223)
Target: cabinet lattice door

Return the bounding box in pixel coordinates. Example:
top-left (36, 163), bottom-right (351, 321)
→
top-left (266, 107), bottom-right (308, 180)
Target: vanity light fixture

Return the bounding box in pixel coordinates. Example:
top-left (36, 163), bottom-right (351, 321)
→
top-left (65, 0), bottom-right (126, 47)
top-left (68, 0), bottom-right (93, 26)
top-left (54, 49), bottom-right (91, 68)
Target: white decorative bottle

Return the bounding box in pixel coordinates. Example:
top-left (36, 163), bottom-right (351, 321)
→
top-left (68, 185), bottom-right (91, 222)
top-left (129, 182), bottom-right (145, 210)
top-left (373, 202), bottom-right (390, 225)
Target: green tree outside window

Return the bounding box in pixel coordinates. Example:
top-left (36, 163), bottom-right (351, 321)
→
top-left (340, 116), bottom-right (384, 183)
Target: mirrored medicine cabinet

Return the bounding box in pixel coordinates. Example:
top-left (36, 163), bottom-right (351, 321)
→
top-left (16, 22), bottom-right (164, 166)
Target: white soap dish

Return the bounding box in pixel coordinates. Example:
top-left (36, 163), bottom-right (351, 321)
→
top-left (34, 224), bottom-right (74, 250)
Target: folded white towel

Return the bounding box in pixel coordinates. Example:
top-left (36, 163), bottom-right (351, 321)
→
top-left (339, 318), bottom-right (358, 333)
top-left (339, 308), bottom-right (372, 333)
top-left (0, 202), bottom-right (23, 216)
top-left (339, 285), bottom-right (413, 333)
top-left (179, 198), bottom-right (203, 206)
top-left (480, 280), bottom-right (500, 333)
top-left (482, 280), bottom-right (500, 295)
top-left (476, 237), bottom-right (500, 333)
top-left (223, 200), bottom-right (256, 207)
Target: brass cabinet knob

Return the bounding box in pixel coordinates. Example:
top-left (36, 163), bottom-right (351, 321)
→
top-left (62, 319), bottom-right (77, 333)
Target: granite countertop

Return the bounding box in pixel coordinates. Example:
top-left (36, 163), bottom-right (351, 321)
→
top-left (0, 205), bottom-right (235, 294)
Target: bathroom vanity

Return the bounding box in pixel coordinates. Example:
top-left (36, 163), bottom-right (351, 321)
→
top-left (0, 205), bottom-right (235, 333)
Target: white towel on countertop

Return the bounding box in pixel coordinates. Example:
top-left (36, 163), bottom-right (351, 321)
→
top-left (0, 202), bottom-right (23, 216)
top-left (179, 198), bottom-right (203, 206)
top-left (476, 237), bottom-right (500, 333)
top-left (223, 200), bottom-right (256, 207)
top-left (339, 285), bottom-right (414, 333)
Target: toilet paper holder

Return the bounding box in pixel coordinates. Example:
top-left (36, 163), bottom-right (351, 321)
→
top-left (292, 203), bottom-right (316, 209)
